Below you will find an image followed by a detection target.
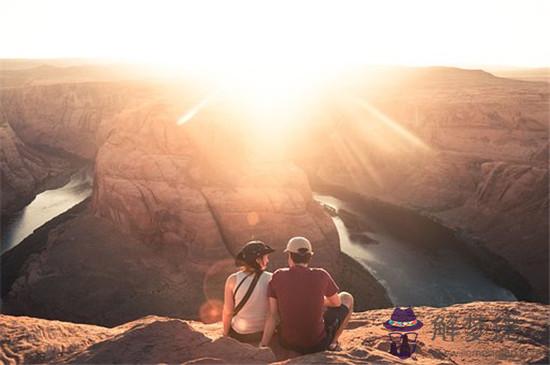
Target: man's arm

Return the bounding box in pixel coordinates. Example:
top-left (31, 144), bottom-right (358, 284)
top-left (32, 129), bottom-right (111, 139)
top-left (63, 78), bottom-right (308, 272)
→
top-left (222, 274), bottom-right (236, 336)
top-left (322, 269), bottom-right (342, 307)
top-left (259, 297), bottom-right (279, 347)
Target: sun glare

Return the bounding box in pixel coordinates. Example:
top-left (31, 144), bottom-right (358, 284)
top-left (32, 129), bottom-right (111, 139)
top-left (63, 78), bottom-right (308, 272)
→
top-left (175, 64), bottom-right (339, 155)
top-left (4, 1), bottom-right (544, 152)
top-left (221, 65), bottom-right (330, 128)
top-left (8, 0), bottom-right (539, 160)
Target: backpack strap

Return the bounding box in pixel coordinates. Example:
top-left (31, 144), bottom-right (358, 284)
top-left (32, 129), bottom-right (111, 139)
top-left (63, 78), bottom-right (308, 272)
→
top-left (233, 272), bottom-right (253, 304)
top-left (233, 271), bottom-right (261, 316)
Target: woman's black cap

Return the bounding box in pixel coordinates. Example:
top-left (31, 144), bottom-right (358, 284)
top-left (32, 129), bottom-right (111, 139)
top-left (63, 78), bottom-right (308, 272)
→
top-left (235, 240), bottom-right (275, 267)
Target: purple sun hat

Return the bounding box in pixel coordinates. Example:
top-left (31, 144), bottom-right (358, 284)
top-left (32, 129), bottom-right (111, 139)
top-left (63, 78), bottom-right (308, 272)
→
top-left (383, 306), bottom-right (423, 332)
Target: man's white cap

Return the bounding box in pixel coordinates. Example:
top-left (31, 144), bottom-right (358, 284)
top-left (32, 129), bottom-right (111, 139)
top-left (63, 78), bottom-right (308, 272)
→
top-left (284, 236), bottom-right (314, 255)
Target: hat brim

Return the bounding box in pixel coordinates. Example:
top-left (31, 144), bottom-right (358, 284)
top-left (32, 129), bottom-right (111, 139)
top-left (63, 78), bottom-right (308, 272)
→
top-left (383, 320), bottom-right (423, 332)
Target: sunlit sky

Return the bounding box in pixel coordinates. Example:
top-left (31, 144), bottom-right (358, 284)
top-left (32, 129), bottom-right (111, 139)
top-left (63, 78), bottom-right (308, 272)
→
top-left (1, 0), bottom-right (548, 68)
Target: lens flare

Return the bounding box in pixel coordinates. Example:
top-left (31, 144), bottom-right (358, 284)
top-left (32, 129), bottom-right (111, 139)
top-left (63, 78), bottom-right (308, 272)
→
top-left (199, 299), bottom-right (223, 324)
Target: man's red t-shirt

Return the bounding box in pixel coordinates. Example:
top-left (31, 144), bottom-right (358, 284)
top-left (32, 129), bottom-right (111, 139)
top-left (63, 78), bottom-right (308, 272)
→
top-left (267, 265), bottom-right (339, 349)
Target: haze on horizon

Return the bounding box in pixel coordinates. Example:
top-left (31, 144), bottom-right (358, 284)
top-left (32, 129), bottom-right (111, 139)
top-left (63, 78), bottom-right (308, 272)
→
top-left (1, 0), bottom-right (549, 70)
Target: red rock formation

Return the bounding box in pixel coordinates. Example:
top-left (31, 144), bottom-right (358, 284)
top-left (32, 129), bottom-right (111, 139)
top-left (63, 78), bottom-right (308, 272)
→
top-left (2, 206), bottom-right (208, 325)
top-left (0, 82), bottom-right (159, 213)
top-left (92, 102), bottom-right (341, 277)
top-left (1, 301), bottom-right (548, 364)
top-left (1, 82), bottom-right (159, 159)
top-left (0, 121), bottom-right (75, 213)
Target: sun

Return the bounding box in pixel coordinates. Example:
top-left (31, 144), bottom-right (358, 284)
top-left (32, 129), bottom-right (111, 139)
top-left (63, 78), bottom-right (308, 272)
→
top-left (176, 63), bottom-right (339, 157)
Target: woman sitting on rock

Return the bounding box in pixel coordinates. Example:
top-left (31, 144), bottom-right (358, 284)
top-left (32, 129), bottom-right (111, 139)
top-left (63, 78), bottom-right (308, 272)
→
top-left (223, 240), bottom-right (274, 343)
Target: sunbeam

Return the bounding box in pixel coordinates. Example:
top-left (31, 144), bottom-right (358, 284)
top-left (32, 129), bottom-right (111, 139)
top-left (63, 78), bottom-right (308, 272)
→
top-left (351, 96), bottom-right (431, 150)
top-left (177, 89), bottom-right (221, 125)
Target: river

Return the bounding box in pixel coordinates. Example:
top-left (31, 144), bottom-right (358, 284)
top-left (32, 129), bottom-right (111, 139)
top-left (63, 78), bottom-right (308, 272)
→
top-left (1, 167), bottom-right (93, 254)
top-left (314, 193), bottom-right (517, 307)
top-left (0, 171), bottom-right (518, 306)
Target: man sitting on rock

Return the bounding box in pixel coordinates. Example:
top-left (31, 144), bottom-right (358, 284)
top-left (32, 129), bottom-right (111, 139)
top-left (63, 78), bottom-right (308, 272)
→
top-left (259, 236), bottom-right (354, 353)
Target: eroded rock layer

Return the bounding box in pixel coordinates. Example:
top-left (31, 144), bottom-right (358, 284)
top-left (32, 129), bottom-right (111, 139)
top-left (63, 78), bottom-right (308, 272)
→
top-left (0, 121), bottom-right (75, 213)
top-left (0, 82), bottom-right (158, 213)
top-left (1, 301), bottom-right (548, 364)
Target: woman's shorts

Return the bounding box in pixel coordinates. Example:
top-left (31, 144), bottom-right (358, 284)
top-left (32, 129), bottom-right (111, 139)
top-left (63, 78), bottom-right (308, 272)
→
top-left (228, 327), bottom-right (263, 343)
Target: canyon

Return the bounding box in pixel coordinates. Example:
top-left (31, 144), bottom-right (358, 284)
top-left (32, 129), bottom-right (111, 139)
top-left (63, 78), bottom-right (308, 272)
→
top-left (0, 62), bottom-right (548, 363)
top-left (300, 67), bottom-right (549, 303)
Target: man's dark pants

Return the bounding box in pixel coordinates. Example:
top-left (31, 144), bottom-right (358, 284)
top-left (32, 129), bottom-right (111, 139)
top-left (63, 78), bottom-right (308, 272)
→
top-left (279, 304), bottom-right (350, 354)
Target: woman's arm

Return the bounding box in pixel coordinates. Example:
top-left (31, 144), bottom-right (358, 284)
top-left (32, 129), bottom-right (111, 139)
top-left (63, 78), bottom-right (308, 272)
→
top-left (222, 274), bottom-right (236, 336)
top-left (259, 297), bottom-right (279, 347)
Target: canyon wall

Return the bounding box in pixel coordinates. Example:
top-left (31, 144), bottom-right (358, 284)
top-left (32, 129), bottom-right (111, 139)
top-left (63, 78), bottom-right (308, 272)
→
top-left (0, 82), bottom-right (160, 214)
top-left (0, 121), bottom-right (75, 213)
top-left (1, 82), bottom-right (158, 159)
top-left (305, 68), bottom-right (549, 302)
